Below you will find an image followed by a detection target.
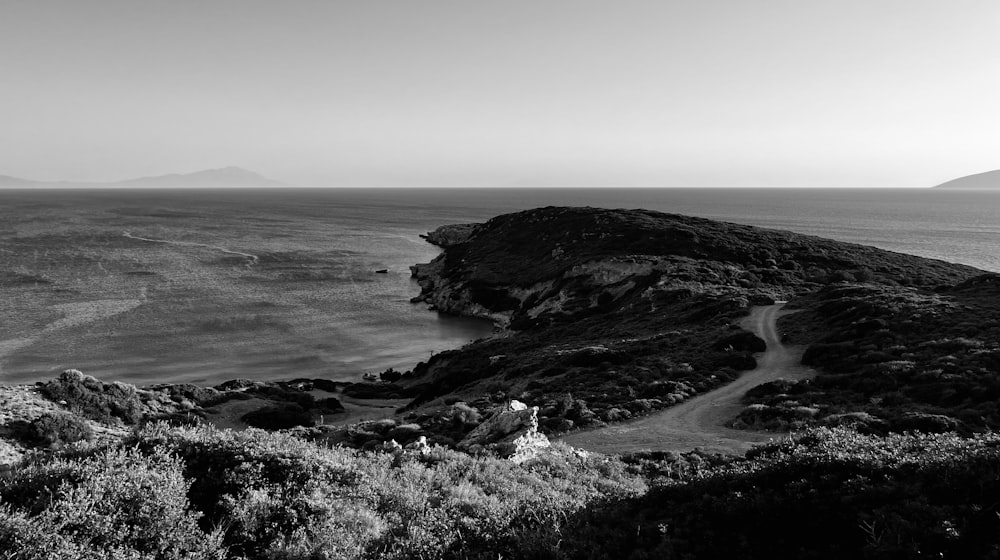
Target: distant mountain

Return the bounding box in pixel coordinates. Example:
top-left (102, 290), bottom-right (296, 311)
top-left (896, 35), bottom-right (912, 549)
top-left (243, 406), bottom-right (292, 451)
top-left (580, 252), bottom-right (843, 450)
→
top-left (0, 174), bottom-right (40, 187)
top-left (933, 169), bottom-right (1000, 189)
top-left (0, 167), bottom-right (283, 187)
top-left (112, 166), bottom-right (284, 187)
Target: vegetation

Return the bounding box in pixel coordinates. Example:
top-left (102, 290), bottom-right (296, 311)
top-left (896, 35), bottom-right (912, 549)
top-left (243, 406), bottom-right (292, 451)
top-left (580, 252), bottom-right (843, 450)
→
top-left (21, 412), bottom-right (94, 448)
top-left (0, 445), bottom-right (224, 559)
top-left (2, 424), bottom-right (1000, 559)
top-left (404, 207), bottom-right (978, 432)
top-left (40, 369), bottom-right (145, 426)
top-left (1, 422), bottom-right (647, 559)
top-left (556, 428), bottom-right (1000, 559)
top-left (737, 276), bottom-right (1000, 434)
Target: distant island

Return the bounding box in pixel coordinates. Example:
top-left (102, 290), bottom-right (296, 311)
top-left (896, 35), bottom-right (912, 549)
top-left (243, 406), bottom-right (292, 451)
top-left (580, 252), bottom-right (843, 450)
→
top-left (0, 166), bottom-right (283, 187)
top-left (933, 168), bottom-right (1000, 189)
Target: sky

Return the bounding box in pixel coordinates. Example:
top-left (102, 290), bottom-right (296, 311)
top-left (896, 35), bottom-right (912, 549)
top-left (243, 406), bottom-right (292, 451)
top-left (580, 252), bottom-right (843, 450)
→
top-left (2, 0), bottom-right (999, 188)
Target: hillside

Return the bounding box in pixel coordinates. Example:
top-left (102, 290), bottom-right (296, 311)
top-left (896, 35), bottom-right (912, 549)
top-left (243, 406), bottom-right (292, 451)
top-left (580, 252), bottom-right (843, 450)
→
top-left (934, 169), bottom-right (1000, 189)
top-left (403, 206), bottom-right (980, 433)
top-left (735, 273), bottom-right (1000, 434)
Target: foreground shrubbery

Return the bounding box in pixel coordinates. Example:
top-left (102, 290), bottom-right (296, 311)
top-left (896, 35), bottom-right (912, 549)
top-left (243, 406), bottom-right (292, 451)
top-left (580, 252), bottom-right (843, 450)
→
top-left (0, 445), bottom-right (223, 559)
top-left (557, 428), bottom-right (1000, 559)
top-left (0, 423), bottom-right (646, 559)
top-left (2, 425), bottom-right (999, 559)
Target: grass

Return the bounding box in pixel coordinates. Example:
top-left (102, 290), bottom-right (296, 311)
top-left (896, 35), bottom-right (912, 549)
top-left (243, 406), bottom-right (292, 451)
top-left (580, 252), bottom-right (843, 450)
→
top-left (737, 279), bottom-right (1000, 434)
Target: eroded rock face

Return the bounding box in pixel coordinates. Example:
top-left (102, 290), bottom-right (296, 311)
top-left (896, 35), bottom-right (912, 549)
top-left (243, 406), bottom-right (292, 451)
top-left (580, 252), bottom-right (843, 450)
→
top-left (421, 223), bottom-right (480, 247)
top-left (410, 254), bottom-right (517, 327)
top-left (459, 400), bottom-right (550, 463)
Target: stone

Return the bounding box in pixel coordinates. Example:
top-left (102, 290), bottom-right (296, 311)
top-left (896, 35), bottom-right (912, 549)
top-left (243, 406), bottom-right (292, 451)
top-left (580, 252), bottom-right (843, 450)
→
top-left (459, 400), bottom-right (550, 463)
top-left (405, 435), bottom-right (431, 454)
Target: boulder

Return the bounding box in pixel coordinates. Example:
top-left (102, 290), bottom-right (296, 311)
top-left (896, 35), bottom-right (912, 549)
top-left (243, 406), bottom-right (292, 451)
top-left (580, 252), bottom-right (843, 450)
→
top-left (405, 435), bottom-right (431, 454)
top-left (459, 400), bottom-right (550, 463)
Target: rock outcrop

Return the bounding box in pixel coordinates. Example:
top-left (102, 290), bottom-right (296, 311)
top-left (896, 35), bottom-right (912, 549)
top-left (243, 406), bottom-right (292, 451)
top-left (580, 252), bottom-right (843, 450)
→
top-left (420, 223), bottom-right (480, 247)
top-left (459, 400), bottom-right (551, 463)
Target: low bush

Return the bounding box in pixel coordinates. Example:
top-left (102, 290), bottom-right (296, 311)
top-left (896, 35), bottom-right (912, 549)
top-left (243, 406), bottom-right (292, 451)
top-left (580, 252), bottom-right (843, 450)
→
top-left (23, 412), bottom-right (94, 448)
top-left (0, 445), bottom-right (223, 558)
top-left (4, 423), bottom-right (1000, 559)
top-left (556, 428), bottom-right (1000, 559)
top-left (39, 369), bottom-right (144, 425)
top-left (125, 424), bottom-right (646, 558)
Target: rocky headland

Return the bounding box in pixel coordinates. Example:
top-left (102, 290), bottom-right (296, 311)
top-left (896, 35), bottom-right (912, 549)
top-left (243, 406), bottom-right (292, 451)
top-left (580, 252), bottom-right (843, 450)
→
top-left (403, 206), bottom-right (981, 435)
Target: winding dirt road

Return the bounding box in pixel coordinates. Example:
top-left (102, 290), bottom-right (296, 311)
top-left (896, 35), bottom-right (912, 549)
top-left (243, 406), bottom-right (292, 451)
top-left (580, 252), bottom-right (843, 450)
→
top-left (559, 303), bottom-right (815, 455)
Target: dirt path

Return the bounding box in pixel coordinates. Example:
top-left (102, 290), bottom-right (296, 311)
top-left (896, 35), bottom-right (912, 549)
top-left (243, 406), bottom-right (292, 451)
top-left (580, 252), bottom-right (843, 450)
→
top-left (559, 303), bottom-right (815, 455)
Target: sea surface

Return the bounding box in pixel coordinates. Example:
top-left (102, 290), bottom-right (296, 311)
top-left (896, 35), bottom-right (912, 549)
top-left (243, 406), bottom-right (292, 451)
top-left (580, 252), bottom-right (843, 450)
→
top-left (0, 187), bottom-right (997, 386)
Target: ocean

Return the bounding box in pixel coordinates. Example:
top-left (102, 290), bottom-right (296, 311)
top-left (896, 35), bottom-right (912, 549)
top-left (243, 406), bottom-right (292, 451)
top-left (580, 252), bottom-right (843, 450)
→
top-left (1, 187), bottom-right (997, 385)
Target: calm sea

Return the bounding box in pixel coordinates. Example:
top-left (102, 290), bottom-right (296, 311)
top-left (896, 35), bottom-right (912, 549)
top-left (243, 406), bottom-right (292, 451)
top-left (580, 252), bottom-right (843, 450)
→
top-left (0, 187), bottom-right (997, 385)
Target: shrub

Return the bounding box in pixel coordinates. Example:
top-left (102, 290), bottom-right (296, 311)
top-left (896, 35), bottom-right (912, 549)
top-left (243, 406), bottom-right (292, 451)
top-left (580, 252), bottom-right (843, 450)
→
top-left (556, 428), bottom-right (1000, 560)
top-left (449, 402), bottom-right (482, 427)
top-left (24, 412), bottom-right (93, 448)
top-left (0, 446), bottom-right (222, 559)
top-left (121, 423), bottom-right (647, 559)
top-left (39, 370), bottom-right (144, 425)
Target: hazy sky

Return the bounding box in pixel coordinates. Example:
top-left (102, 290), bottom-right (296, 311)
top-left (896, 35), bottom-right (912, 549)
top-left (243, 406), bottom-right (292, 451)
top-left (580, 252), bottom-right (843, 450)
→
top-left (2, 1), bottom-right (999, 187)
